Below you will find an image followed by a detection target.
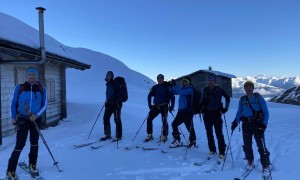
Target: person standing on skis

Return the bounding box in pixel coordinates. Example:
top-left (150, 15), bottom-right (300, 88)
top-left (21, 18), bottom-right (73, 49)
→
top-left (144, 74), bottom-right (175, 143)
top-left (6, 67), bottom-right (47, 180)
top-left (169, 76), bottom-right (197, 148)
top-left (231, 81), bottom-right (271, 179)
top-left (200, 75), bottom-right (230, 162)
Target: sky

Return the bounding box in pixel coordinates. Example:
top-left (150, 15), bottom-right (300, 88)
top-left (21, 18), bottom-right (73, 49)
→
top-left (1, 0), bottom-right (300, 80)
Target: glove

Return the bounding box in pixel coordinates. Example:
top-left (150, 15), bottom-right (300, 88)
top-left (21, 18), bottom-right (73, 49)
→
top-left (168, 106), bottom-right (174, 113)
top-left (148, 104), bottom-right (153, 110)
top-left (221, 107), bottom-right (228, 114)
top-left (258, 123), bottom-right (267, 132)
top-left (231, 120), bottom-right (238, 131)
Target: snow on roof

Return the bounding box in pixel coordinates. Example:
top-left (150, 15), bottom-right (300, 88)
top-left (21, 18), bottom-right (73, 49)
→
top-left (0, 12), bottom-right (90, 69)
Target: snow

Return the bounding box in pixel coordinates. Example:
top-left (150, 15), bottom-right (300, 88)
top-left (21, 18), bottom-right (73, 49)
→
top-left (1, 90), bottom-right (300, 179)
top-left (1, 11), bottom-right (300, 180)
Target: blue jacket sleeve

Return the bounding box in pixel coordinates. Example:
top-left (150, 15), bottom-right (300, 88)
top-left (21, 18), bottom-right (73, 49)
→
top-left (172, 85), bottom-right (193, 96)
top-left (36, 86), bottom-right (48, 117)
top-left (235, 98), bottom-right (243, 124)
top-left (258, 95), bottom-right (269, 125)
top-left (10, 85), bottom-right (20, 120)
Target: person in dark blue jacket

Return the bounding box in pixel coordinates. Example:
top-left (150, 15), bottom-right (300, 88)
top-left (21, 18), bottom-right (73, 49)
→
top-left (144, 74), bottom-right (175, 143)
top-left (231, 81), bottom-right (271, 178)
top-left (100, 71), bottom-right (123, 142)
top-left (7, 67), bottom-right (47, 180)
top-left (169, 76), bottom-right (196, 148)
top-left (200, 75), bottom-right (230, 162)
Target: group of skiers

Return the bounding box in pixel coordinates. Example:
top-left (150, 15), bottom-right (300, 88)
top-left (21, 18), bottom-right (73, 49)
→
top-left (5, 68), bottom-right (271, 180)
top-left (99, 71), bottom-right (271, 178)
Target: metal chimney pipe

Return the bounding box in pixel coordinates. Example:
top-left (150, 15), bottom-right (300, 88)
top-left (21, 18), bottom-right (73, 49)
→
top-left (36, 7), bottom-right (47, 64)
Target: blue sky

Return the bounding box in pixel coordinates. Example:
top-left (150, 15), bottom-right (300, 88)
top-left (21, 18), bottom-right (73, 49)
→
top-left (1, 0), bottom-right (299, 80)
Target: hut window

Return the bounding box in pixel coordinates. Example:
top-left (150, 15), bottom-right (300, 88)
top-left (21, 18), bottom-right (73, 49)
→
top-left (46, 79), bottom-right (55, 102)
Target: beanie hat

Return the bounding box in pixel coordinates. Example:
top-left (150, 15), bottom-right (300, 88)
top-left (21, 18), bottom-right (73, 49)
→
top-left (207, 75), bottom-right (215, 81)
top-left (106, 71), bottom-right (114, 79)
top-left (25, 67), bottom-right (39, 78)
top-left (244, 81), bottom-right (254, 89)
top-left (157, 74), bottom-right (164, 80)
top-left (183, 76), bottom-right (192, 84)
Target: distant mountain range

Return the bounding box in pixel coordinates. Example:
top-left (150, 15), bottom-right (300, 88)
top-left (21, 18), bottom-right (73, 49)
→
top-left (232, 75), bottom-right (300, 100)
top-left (269, 86), bottom-right (300, 106)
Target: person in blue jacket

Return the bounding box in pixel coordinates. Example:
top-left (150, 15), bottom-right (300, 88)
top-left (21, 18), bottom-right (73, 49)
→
top-left (7, 67), bottom-right (47, 180)
top-left (144, 74), bottom-right (175, 143)
top-left (231, 81), bottom-right (271, 179)
top-left (169, 76), bottom-right (196, 148)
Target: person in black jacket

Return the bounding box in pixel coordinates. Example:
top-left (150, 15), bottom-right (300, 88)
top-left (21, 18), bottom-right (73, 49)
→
top-left (200, 75), bottom-right (230, 162)
top-left (100, 71), bottom-right (122, 142)
top-left (145, 74), bottom-right (175, 143)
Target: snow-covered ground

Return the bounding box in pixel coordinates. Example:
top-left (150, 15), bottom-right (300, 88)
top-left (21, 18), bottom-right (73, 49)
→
top-left (1, 91), bottom-right (300, 179)
top-left (1, 10), bottom-right (300, 180)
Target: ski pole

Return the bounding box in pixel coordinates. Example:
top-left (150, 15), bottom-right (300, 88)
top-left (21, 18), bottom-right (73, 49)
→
top-left (223, 114), bottom-right (234, 169)
top-left (24, 103), bottom-right (62, 172)
top-left (222, 130), bottom-right (233, 171)
top-left (170, 111), bottom-right (189, 145)
top-left (132, 112), bottom-right (149, 142)
top-left (88, 103), bottom-right (105, 139)
top-left (261, 134), bottom-right (273, 180)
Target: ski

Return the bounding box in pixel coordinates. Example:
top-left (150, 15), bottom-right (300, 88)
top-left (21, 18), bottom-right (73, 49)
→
top-left (18, 162), bottom-right (44, 180)
top-left (194, 154), bottom-right (217, 166)
top-left (124, 140), bottom-right (162, 150)
top-left (90, 140), bottom-right (114, 149)
top-left (234, 160), bottom-right (260, 180)
top-left (73, 141), bottom-right (99, 148)
top-left (142, 144), bottom-right (188, 151)
top-left (205, 159), bottom-right (224, 173)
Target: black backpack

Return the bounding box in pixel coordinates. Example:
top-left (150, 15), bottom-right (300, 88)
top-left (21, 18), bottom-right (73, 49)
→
top-left (114, 76), bottom-right (128, 102)
top-left (191, 86), bottom-right (201, 114)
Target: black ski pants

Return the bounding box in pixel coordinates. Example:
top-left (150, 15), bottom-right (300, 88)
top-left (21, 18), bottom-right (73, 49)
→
top-left (146, 104), bottom-right (168, 136)
top-left (203, 111), bottom-right (226, 155)
top-left (7, 117), bottom-right (40, 172)
top-left (103, 103), bottom-right (122, 138)
top-left (242, 119), bottom-right (270, 168)
top-left (171, 111), bottom-right (196, 141)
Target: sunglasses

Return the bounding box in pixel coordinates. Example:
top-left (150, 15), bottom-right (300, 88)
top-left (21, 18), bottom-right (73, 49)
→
top-left (183, 78), bottom-right (190, 84)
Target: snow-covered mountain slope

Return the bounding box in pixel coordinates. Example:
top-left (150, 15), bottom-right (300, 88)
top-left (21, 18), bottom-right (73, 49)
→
top-left (270, 86), bottom-right (300, 106)
top-left (232, 75), bottom-right (300, 98)
top-left (0, 12), bottom-right (155, 104)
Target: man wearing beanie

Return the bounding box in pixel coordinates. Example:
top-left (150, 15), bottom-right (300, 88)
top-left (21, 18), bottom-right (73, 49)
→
top-left (200, 74), bottom-right (230, 163)
top-left (169, 76), bottom-right (197, 148)
top-left (144, 74), bottom-right (175, 143)
top-left (231, 81), bottom-right (271, 179)
top-left (7, 67), bottom-right (47, 180)
top-left (100, 71), bottom-right (123, 142)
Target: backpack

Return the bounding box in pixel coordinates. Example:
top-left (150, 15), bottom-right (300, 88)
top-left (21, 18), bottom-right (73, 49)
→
top-left (16, 82), bottom-right (44, 111)
top-left (114, 76), bottom-right (128, 102)
top-left (191, 86), bottom-right (201, 114)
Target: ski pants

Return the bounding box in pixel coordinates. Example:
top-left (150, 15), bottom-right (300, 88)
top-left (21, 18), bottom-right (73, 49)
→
top-left (146, 104), bottom-right (168, 136)
top-left (242, 119), bottom-right (270, 168)
top-left (103, 103), bottom-right (122, 138)
top-left (7, 117), bottom-right (40, 172)
top-left (203, 111), bottom-right (226, 155)
top-left (171, 111), bottom-right (196, 142)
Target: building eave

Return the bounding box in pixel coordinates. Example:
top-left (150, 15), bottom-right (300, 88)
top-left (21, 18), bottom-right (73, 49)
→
top-left (0, 39), bottom-right (91, 70)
